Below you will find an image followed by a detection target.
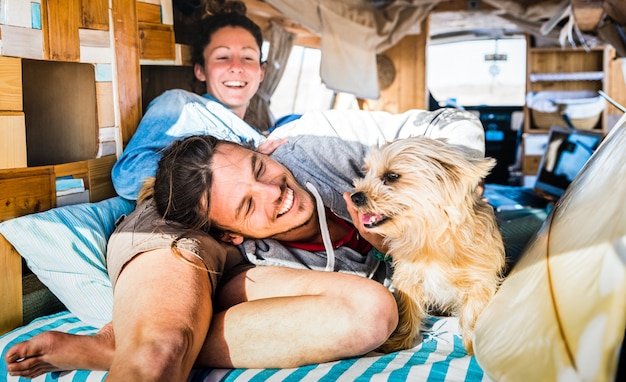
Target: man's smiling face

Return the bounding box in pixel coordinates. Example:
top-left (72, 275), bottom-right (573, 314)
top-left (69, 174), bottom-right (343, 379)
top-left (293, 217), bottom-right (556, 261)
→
top-left (208, 143), bottom-right (317, 244)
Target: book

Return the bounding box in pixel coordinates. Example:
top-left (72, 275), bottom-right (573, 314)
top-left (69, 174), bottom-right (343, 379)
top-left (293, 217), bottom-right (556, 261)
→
top-left (56, 177), bottom-right (85, 196)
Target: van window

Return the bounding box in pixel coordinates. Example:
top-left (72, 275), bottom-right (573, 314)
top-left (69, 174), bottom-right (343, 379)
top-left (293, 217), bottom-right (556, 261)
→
top-left (427, 38), bottom-right (527, 107)
top-left (268, 45), bottom-right (359, 118)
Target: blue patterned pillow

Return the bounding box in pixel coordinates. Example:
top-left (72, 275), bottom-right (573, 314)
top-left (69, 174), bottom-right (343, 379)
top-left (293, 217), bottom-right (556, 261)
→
top-left (0, 197), bottom-right (135, 328)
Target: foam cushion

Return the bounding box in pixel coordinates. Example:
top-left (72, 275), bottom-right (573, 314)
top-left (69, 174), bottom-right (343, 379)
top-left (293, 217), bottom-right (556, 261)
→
top-left (0, 197), bottom-right (135, 328)
top-left (473, 119), bottom-right (626, 380)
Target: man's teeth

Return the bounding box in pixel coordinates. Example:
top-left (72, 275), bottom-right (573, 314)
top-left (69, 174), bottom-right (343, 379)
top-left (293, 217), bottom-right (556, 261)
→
top-left (277, 188), bottom-right (294, 217)
top-left (224, 81), bottom-right (245, 87)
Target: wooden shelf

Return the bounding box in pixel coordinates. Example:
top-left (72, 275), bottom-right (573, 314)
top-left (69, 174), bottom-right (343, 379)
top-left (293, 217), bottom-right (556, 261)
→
top-left (521, 36), bottom-right (609, 178)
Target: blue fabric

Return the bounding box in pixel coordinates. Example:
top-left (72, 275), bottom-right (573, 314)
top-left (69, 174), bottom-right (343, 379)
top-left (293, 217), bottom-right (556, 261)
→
top-left (270, 113), bottom-right (302, 133)
top-left (0, 312), bottom-right (485, 381)
top-left (111, 89), bottom-right (266, 200)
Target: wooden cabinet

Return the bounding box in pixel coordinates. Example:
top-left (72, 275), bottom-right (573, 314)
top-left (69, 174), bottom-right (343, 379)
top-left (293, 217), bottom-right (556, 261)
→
top-left (520, 36), bottom-right (610, 181)
top-left (0, 0), bottom-right (179, 204)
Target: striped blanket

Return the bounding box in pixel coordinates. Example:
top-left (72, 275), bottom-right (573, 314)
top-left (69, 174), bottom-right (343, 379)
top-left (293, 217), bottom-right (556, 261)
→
top-left (0, 311), bottom-right (491, 381)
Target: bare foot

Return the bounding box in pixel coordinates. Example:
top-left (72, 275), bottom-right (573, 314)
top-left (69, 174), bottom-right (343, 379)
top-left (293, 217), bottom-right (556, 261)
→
top-left (4, 323), bottom-right (115, 378)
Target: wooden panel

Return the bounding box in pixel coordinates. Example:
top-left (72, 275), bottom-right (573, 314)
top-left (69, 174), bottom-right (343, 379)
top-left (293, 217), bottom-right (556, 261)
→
top-left (22, 59), bottom-right (99, 166)
top-left (1, 0), bottom-right (35, 27)
top-left (175, 43), bottom-right (193, 66)
top-left (375, 18), bottom-right (428, 113)
top-left (138, 22), bottom-right (175, 60)
top-left (141, 65), bottom-right (197, 114)
top-left (0, 234), bottom-right (22, 335)
top-left (0, 112), bottom-right (27, 169)
top-left (0, 56), bottom-right (23, 111)
top-left (45, 0), bottom-right (81, 61)
top-left (607, 47), bottom-right (626, 116)
top-left (81, 0), bottom-right (109, 31)
top-left (88, 155), bottom-right (117, 202)
top-left (79, 28), bottom-right (110, 48)
top-left (54, 160), bottom-right (90, 190)
top-left (137, 1), bottom-right (161, 24)
top-left (0, 25), bottom-right (45, 60)
top-left (96, 81), bottom-right (116, 127)
top-left (112, 0), bottom-right (142, 147)
top-left (0, 166), bottom-right (56, 222)
top-left (528, 48), bottom-right (604, 76)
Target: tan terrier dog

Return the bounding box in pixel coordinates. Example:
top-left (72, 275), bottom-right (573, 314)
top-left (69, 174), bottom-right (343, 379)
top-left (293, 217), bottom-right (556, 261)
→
top-left (351, 136), bottom-right (505, 355)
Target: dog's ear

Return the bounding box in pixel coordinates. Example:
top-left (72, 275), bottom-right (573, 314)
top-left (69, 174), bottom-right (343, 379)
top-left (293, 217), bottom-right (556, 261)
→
top-left (469, 156), bottom-right (496, 180)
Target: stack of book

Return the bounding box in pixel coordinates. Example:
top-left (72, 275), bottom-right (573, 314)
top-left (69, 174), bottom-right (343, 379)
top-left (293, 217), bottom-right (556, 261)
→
top-left (56, 177), bottom-right (89, 206)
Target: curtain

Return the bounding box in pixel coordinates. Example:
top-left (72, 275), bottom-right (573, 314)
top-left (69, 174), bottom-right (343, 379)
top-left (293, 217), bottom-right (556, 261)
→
top-left (264, 0), bottom-right (436, 99)
top-left (245, 21), bottom-right (296, 132)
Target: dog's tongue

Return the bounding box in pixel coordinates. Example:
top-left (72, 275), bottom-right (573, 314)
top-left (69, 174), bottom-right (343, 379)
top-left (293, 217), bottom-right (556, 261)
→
top-left (362, 213), bottom-right (384, 225)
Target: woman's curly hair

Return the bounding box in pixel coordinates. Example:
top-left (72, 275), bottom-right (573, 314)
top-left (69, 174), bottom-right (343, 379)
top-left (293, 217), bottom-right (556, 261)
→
top-left (191, 0), bottom-right (264, 68)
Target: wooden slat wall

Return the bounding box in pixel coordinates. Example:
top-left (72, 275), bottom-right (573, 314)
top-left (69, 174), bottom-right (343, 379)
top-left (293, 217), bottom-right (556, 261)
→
top-left (112, 0), bottom-right (142, 147)
top-left (0, 167), bottom-right (54, 335)
top-left (0, 56), bottom-right (23, 111)
top-left (88, 155), bottom-right (118, 202)
top-left (608, 47), bottom-right (626, 117)
top-left (45, 0), bottom-right (81, 61)
top-left (138, 22), bottom-right (175, 60)
top-left (137, 1), bottom-right (162, 23)
top-left (0, 56), bottom-right (26, 169)
top-left (0, 234), bottom-right (22, 335)
top-left (374, 18), bottom-right (429, 113)
top-left (0, 113), bottom-right (27, 169)
top-left (81, 0), bottom-right (110, 30)
top-left (0, 167), bottom-right (56, 222)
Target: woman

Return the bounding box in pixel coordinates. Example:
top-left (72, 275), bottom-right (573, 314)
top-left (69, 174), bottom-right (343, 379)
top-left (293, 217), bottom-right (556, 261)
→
top-left (4, 3), bottom-right (398, 380)
top-left (111, 0), bottom-right (272, 201)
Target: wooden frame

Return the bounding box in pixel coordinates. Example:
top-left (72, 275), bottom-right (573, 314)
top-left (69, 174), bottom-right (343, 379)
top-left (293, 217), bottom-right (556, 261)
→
top-left (0, 158), bottom-right (117, 335)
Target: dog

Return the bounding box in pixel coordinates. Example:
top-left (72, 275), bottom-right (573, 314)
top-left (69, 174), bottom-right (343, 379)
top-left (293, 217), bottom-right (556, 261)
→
top-left (350, 136), bottom-right (505, 355)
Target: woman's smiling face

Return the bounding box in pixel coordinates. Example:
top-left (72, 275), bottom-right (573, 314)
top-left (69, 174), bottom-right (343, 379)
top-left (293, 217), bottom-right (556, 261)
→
top-left (194, 26), bottom-right (265, 119)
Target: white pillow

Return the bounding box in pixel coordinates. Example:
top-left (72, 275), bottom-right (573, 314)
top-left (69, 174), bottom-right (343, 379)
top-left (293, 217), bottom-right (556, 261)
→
top-left (0, 197), bottom-right (135, 328)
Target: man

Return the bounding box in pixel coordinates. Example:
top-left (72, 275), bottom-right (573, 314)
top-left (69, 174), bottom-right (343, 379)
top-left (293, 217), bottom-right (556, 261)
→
top-left (5, 107), bottom-right (485, 381)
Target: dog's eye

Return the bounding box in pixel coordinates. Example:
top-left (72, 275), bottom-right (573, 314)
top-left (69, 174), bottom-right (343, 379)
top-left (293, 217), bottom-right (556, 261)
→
top-left (382, 172), bottom-right (400, 184)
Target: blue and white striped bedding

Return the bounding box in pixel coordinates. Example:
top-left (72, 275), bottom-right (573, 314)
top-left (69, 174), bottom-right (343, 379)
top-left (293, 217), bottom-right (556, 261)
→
top-left (0, 311), bottom-right (490, 382)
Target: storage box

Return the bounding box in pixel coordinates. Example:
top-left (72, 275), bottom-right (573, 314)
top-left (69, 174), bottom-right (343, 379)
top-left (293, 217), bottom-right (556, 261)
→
top-left (527, 91), bottom-right (606, 130)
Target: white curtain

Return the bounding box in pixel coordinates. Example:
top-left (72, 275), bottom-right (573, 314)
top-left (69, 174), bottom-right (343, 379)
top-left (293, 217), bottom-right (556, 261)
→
top-left (245, 21), bottom-right (296, 131)
top-left (264, 0), bottom-right (438, 99)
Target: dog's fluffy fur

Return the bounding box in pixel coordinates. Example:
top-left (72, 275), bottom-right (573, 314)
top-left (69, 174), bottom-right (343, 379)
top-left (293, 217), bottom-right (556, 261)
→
top-left (351, 136), bottom-right (505, 355)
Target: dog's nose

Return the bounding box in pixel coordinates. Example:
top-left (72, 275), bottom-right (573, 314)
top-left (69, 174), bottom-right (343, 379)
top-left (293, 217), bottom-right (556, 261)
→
top-left (351, 192), bottom-right (367, 206)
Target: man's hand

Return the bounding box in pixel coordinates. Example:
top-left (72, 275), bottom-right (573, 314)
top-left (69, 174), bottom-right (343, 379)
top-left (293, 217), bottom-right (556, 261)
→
top-left (257, 138), bottom-right (288, 155)
top-left (342, 192), bottom-right (389, 254)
